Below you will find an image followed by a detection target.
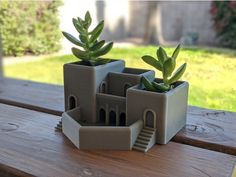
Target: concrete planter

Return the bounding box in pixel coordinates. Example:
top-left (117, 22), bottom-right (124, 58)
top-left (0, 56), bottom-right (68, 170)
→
top-left (62, 59), bottom-right (188, 152)
top-left (127, 80), bottom-right (189, 144)
top-left (64, 60), bottom-right (125, 124)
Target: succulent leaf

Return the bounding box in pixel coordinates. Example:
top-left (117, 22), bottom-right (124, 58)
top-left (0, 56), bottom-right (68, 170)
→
top-left (79, 34), bottom-right (87, 43)
top-left (62, 12), bottom-right (113, 64)
top-left (72, 18), bottom-right (84, 34)
top-left (172, 44), bottom-right (181, 60)
top-left (84, 11), bottom-right (92, 28)
top-left (90, 40), bottom-right (105, 51)
top-left (156, 47), bottom-right (168, 63)
top-left (168, 63), bottom-right (187, 84)
top-left (71, 47), bottom-right (89, 60)
top-left (141, 76), bottom-right (156, 92)
top-left (92, 42), bottom-right (113, 57)
top-left (94, 58), bottom-right (111, 65)
top-left (163, 57), bottom-right (176, 77)
top-left (89, 20), bottom-right (104, 43)
top-left (62, 32), bottom-right (84, 47)
top-left (141, 55), bottom-right (162, 71)
top-left (152, 82), bottom-right (170, 92)
top-left (140, 44), bottom-right (186, 92)
top-left (77, 17), bottom-right (84, 27)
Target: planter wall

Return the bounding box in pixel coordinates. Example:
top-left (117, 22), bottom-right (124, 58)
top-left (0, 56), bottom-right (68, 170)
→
top-left (106, 68), bottom-right (155, 97)
top-left (127, 81), bottom-right (189, 144)
top-left (64, 60), bottom-right (125, 124)
top-left (62, 107), bottom-right (144, 150)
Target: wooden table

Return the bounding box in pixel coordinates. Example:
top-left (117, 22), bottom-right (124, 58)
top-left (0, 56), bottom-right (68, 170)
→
top-left (0, 77), bottom-right (236, 177)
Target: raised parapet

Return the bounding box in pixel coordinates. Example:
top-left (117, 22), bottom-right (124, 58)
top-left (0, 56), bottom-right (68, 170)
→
top-left (62, 106), bottom-right (144, 150)
top-left (62, 107), bottom-right (82, 149)
top-left (106, 68), bottom-right (155, 97)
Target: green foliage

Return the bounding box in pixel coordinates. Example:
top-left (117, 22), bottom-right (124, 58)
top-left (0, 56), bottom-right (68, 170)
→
top-left (62, 11), bottom-right (113, 66)
top-left (210, 1), bottom-right (236, 48)
top-left (141, 45), bottom-right (187, 92)
top-left (0, 1), bottom-right (62, 56)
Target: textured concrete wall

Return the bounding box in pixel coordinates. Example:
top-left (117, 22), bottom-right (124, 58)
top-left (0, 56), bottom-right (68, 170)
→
top-left (159, 1), bottom-right (216, 44)
top-left (59, 0), bottom-right (216, 52)
top-left (79, 126), bottom-right (131, 150)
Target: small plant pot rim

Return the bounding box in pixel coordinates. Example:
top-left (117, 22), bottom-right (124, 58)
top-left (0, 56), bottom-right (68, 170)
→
top-left (130, 79), bottom-right (189, 96)
top-left (65, 59), bottom-right (123, 69)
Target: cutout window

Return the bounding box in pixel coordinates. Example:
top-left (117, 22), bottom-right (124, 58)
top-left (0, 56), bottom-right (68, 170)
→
top-left (109, 110), bottom-right (116, 126)
top-left (99, 108), bottom-right (106, 124)
top-left (119, 112), bottom-right (126, 126)
top-left (68, 95), bottom-right (77, 110)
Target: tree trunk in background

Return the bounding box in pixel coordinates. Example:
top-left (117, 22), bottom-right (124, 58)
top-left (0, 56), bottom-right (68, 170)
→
top-left (143, 1), bottom-right (158, 44)
top-left (143, 2), bottom-right (166, 45)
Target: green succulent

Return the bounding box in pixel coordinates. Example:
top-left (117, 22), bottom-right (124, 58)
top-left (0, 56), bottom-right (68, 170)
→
top-left (62, 11), bottom-right (113, 66)
top-left (141, 44), bottom-right (187, 92)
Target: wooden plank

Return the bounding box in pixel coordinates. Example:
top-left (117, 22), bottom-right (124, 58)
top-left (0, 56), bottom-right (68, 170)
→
top-left (0, 103), bottom-right (235, 177)
top-left (0, 78), bottom-right (64, 115)
top-left (1, 78), bottom-right (236, 155)
top-left (173, 106), bottom-right (236, 155)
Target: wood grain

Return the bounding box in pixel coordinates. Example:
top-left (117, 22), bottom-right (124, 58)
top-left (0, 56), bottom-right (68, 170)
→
top-left (1, 78), bottom-right (236, 155)
top-left (0, 103), bottom-right (235, 177)
top-left (173, 106), bottom-right (236, 155)
top-left (0, 78), bottom-right (64, 115)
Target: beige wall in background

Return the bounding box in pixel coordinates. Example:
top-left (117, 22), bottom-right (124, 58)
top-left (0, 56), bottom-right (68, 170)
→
top-left (59, 0), bottom-right (216, 53)
top-left (160, 1), bottom-right (215, 45)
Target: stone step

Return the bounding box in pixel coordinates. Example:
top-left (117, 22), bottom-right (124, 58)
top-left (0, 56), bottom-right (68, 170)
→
top-left (136, 139), bottom-right (149, 145)
top-left (56, 126), bottom-right (62, 131)
top-left (138, 135), bottom-right (150, 141)
top-left (142, 129), bottom-right (154, 134)
top-left (140, 132), bottom-right (152, 138)
top-left (144, 127), bottom-right (155, 131)
top-left (134, 142), bottom-right (147, 148)
top-left (133, 145), bottom-right (146, 152)
top-left (55, 121), bottom-right (62, 130)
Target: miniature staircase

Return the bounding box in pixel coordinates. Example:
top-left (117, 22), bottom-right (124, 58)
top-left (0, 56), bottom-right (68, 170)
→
top-left (133, 127), bottom-right (156, 152)
top-left (55, 120), bottom-right (62, 131)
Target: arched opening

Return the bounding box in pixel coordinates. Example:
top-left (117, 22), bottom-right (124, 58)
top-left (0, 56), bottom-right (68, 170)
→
top-left (99, 108), bottom-right (106, 124)
top-left (99, 81), bottom-right (107, 93)
top-left (109, 110), bottom-right (116, 126)
top-left (68, 95), bottom-right (77, 110)
top-left (119, 113), bottom-right (126, 126)
top-left (124, 83), bottom-right (132, 96)
top-left (143, 109), bottom-right (156, 128)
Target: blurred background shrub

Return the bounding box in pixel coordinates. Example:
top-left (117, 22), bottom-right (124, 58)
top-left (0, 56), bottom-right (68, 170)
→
top-left (0, 1), bottom-right (62, 56)
top-left (210, 1), bottom-right (236, 49)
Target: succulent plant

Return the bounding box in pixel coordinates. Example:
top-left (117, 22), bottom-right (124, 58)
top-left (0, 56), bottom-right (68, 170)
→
top-left (141, 44), bottom-right (187, 92)
top-left (62, 11), bottom-right (113, 66)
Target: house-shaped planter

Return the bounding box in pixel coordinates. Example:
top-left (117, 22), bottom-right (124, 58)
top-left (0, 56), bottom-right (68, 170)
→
top-left (62, 60), bottom-right (188, 152)
top-left (127, 79), bottom-right (189, 144)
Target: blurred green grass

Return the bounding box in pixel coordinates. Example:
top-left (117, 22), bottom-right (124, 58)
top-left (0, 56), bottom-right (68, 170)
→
top-left (4, 46), bottom-right (236, 112)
